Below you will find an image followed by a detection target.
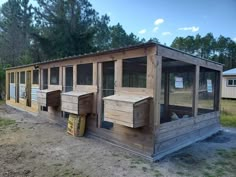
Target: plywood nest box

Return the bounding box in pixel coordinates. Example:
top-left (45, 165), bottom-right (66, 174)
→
top-left (37, 89), bottom-right (61, 107)
top-left (61, 91), bottom-right (93, 115)
top-left (103, 95), bottom-right (150, 128)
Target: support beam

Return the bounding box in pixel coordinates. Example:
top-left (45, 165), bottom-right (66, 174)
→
top-left (164, 72), bottom-right (170, 120)
top-left (153, 55), bottom-right (162, 154)
top-left (193, 65), bottom-right (200, 117)
top-left (97, 63), bottom-right (103, 128)
top-left (214, 70), bottom-right (222, 111)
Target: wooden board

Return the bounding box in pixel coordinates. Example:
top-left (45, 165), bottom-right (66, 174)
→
top-left (153, 111), bottom-right (220, 160)
top-left (37, 89), bottom-right (61, 107)
top-left (61, 91), bottom-right (93, 114)
top-left (103, 94), bottom-right (150, 128)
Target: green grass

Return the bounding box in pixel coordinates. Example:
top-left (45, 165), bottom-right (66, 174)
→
top-left (221, 99), bottom-right (236, 127)
top-left (0, 117), bottom-right (16, 127)
top-left (200, 148), bottom-right (236, 177)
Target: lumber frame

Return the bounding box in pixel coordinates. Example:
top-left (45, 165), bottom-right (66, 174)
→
top-left (193, 65), bottom-right (200, 117)
top-left (153, 55), bottom-right (162, 154)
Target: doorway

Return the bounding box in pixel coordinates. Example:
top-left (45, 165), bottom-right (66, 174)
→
top-left (98, 61), bottom-right (115, 129)
top-left (26, 71), bottom-right (31, 107)
top-left (65, 66), bottom-right (73, 92)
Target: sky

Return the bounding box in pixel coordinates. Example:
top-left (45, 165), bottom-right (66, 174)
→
top-left (89, 0), bottom-right (236, 45)
top-left (0, 0), bottom-right (235, 45)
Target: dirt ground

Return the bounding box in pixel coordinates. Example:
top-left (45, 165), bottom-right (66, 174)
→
top-left (0, 104), bottom-right (236, 177)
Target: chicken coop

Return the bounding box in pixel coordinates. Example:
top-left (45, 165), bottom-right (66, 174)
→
top-left (5, 42), bottom-right (223, 160)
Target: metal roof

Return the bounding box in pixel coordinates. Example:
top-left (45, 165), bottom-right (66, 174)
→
top-left (223, 68), bottom-right (236, 76)
top-left (6, 41), bottom-right (223, 70)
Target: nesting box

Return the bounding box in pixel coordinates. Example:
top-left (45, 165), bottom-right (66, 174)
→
top-left (103, 95), bottom-right (150, 128)
top-left (61, 91), bottom-right (93, 115)
top-left (37, 89), bottom-right (61, 107)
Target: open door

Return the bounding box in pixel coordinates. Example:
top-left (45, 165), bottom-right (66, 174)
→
top-left (26, 71), bottom-right (31, 107)
top-left (97, 61), bottom-right (115, 129)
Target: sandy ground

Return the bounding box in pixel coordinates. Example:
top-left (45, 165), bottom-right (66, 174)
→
top-left (0, 104), bottom-right (236, 177)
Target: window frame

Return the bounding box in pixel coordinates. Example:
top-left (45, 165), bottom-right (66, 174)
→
top-left (50, 67), bottom-right (60, 85)
top-left (77, 63), bottom-right (93, 85)
top-left (227, 78), bottom-right (236, 87)
top-left (10, 72), bottom-right (14, 83)
top-left (122, 56), bottom-right (147, 88)
top-left (20, 71), bottom-right (25, 84)
top-left (33, 70), bottom-right (39, 85)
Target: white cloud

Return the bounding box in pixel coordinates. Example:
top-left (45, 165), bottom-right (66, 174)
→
top-left (153, 27), bottom-right (159, 32)
top-left (138, 29), bottom-right (147, 34)
top-left (233, 37), bottom-right (236, 42)
top-left (154, 18), bottom-right (164, 26)
top-left (178, 26), bottom-right (200, 32)
top-left (162, 32), bottom-right (172, 36)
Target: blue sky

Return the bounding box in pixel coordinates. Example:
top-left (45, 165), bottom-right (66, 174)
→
top-left (89, 0), bottom-right (236, 45)
top-left (0, 0), bottom-right (235, 45)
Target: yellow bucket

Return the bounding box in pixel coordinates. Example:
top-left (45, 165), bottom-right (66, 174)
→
top-left (67, 114), bottom-right (86, 137)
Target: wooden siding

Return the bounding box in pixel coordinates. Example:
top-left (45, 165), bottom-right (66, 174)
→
top-left (61, 91), bottom-right (93, 115)
top-left (5, 66), bottom-right (40, 114)
top-left (222, 76), bottom-right (236, 98)
top-left (153, 111), bottom-right (220, 160)
top-left (37, 89), bottom-right (61, 107)
top-left (103, 95), bottom-right (150, 128)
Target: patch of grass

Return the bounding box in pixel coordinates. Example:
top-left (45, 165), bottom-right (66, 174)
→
top-left (202, 148), bottom-right (236, 177)
top-left (154, 170), bottom-right (163, 177)
top-left (220, 113), bottom-right (236, 127)
top-left (0, 117), bottom-right (15, 127)
top-left (221, 99), bottom-right (236, 127)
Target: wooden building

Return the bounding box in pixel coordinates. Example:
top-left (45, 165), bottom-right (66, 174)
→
top-left (5, 42), bottom-right (223, 161)
top-left (222, 68), bottom-right (236, 99)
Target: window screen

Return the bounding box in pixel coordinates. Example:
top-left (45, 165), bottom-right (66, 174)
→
top-left (122, 57), bottom-right (147, 88)
top-left (50, 67), bottom-right (59, 85)
top-left (33, 70), bottom-right (39, 84)
top-left (10, 72), bottom-right (14, 83)
top-left (77, 63), bottom-right (93, 85)
top-left (20, 71), bottom-right (25, 84)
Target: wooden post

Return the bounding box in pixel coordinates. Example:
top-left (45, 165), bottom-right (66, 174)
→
top-left (153, 55), bottom-right (162, 155)
top-left (97, 63), bottom-right (103, 128)
top-left (92, 62), bottom-right (97, 86)
top-left (214, 70), bottom-right (222, 111)
top-left (48, 68), bottom-right (50, 87)
top-left (164, 72), bottom-right (169, 119)
top-left (73, 65), bottom-right (77, 91)
top-left (193, 65), bottom-right (200, 117)
top-left (115, 60), bottom-right (122, 89)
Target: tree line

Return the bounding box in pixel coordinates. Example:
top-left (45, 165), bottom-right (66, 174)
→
top-left (171, 33), bottom-right (236, 70)
top-left (0, 0), bottom-right (236, 99)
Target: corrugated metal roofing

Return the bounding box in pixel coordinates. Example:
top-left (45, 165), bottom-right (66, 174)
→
top-left (5, 41), bottom-right (223, 70)
top-left (223, 68), bottom-right (236, 76)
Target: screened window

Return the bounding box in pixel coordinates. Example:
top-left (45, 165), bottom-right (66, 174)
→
top-left (122, 57), bottom-right (147, 88)
top-left (10, 72), bottom-right (14, 83)
top-left (198, 67), bottom-right (217, 114)
top-left (33, 70), bottom-right (39, 84)
top-left (20, 71), bottom-right (25, 84)
top-left (227, 79), bottom-right (236, 87)
top-left (77, 63), bottom-right (93, 85)
top-left (50, 67), bottom-right (59, 85)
